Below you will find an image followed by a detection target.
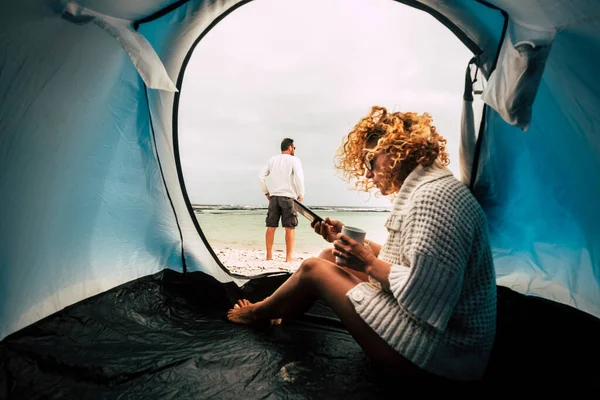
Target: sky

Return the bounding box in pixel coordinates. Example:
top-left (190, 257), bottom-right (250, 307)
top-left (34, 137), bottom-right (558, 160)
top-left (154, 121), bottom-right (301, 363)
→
top-left (178, 0), bottom-right (475, 207)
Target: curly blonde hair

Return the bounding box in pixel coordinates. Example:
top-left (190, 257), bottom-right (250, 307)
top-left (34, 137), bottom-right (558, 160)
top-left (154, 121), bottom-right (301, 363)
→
top-left (335, 106), bottom-right (449, 196)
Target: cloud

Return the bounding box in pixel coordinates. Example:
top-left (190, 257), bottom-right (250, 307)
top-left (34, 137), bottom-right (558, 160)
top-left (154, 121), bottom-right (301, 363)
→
top-left (178, 0), bottom-right (474, 207)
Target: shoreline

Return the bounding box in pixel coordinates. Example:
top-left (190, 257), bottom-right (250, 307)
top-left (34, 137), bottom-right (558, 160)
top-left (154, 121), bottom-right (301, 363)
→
top-left (213, 247), bottom-right (324, 276)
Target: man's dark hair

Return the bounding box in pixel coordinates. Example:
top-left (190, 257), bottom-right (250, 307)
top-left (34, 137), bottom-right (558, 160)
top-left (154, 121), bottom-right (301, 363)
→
top-left (281, 138), bottom-right (294, 152)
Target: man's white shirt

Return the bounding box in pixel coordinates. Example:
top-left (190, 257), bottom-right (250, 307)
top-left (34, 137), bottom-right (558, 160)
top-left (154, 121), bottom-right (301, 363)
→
top-left (258, 154), bottom-right (305, 199)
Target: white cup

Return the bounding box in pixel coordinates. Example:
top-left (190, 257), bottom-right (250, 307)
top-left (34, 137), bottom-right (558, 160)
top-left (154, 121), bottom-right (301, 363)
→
top-left (336, 225), bottom-right (366, 265)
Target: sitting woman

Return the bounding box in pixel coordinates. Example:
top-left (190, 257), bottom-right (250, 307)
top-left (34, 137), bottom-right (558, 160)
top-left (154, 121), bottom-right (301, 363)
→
top-left (227, 106), bottom-right (497, 381)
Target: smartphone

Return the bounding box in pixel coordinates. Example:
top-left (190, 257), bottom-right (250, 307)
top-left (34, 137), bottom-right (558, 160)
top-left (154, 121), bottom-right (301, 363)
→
top-left (293, 199), bottom-right (323, 224)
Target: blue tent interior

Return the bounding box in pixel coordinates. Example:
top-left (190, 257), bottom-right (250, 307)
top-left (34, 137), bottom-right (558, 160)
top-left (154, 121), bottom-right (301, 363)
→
top-left (1, 0), bottom-right (600, 395)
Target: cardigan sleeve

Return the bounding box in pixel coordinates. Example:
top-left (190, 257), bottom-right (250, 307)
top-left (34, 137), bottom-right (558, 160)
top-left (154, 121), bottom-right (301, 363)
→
top-left (387, 186), bottom-right (473, 331)
top-left (387, 265), bottom-right (411, 291)
top-left (389, 253), bottom-right (464, 331)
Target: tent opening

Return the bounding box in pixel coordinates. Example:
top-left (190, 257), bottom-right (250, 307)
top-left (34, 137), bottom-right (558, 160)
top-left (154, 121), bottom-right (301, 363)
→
top-left (176, 0), bottom-right (485, 276)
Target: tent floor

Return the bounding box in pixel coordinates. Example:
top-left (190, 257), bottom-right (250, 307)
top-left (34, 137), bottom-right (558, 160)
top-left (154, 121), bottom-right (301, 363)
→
top-left (2, 268), bottom-right (600, 398)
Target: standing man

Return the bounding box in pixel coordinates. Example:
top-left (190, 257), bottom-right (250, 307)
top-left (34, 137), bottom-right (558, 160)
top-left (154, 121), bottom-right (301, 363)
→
top-left (258, 138), bottom-right (305, 262)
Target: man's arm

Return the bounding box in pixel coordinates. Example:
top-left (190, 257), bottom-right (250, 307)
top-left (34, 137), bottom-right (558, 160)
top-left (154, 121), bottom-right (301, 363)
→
top-left (258, 159), bottom-right (270, 197)
top-left (292, 158), bottom-right (305, 201)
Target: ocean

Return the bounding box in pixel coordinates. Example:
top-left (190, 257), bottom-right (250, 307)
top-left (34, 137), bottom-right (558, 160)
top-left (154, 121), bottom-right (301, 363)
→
top-left (193, 204), bottom-right (393, 255)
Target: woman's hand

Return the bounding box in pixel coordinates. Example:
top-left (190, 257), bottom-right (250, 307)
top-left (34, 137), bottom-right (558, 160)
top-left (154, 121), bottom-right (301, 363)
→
top-left (332, 233), bottom-right (377, 272)
top-left (311, 217), bottom-right (344, 243)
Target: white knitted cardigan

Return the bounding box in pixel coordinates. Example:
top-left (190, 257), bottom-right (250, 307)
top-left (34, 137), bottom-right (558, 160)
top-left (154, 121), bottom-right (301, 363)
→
top-left (346, 161), bottom-right (497, 381)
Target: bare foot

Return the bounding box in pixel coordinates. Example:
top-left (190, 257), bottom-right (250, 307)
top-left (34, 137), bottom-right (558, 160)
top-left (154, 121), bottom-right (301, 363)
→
top-left (227, 299), bottom-right (257, 325)
top-left (227, 299), bottom-right (282, 326)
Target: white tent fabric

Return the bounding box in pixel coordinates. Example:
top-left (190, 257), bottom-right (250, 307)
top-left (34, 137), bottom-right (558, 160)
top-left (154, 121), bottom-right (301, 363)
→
top-left (62, 1), bottom-right (178, 92)
top-left (1, 0), bottom-right (599, 341)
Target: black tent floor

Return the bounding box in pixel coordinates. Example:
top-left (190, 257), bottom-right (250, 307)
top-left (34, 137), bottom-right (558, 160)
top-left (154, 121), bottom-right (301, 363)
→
top-left (2, 268), bottom-right (600, 399)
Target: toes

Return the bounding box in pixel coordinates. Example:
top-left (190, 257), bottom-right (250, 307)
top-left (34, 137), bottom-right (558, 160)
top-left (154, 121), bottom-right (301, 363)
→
top-left (234, 304), bottom-right (240, 309)
top-left (242, 299), bottom-right (251, 307)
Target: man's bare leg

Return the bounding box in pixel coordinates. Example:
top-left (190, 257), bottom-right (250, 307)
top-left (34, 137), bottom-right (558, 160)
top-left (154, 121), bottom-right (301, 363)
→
top-left (227, 258), bottom-right (419, 372)
top-left (265, 227), bottom-right (276, 260)
top-left (284, 227), bottom-right (294, 262)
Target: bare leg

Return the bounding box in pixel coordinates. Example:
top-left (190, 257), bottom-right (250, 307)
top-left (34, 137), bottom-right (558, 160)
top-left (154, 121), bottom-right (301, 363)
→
top-left (284, 227), bottom-right (294, 262)
top-left (318, 247), bottom-right (370, 282)
top-left (227, 257), bottom-right (419, 372)
top-left (265, 227), bottom-right (276, 260)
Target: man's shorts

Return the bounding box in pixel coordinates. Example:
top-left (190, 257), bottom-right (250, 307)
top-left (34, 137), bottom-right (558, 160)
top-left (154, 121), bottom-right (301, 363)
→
top-left (266, 196), bottom-right (298, 228)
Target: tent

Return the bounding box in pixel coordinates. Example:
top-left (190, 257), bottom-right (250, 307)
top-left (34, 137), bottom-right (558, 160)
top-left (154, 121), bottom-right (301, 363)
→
top-left (1, 0), bottom-right (600, 395)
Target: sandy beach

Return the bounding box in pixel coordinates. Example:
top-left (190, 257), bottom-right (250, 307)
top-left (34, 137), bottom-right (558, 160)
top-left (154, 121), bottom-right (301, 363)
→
top-left (213, 247), bottom-right (324, 276)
